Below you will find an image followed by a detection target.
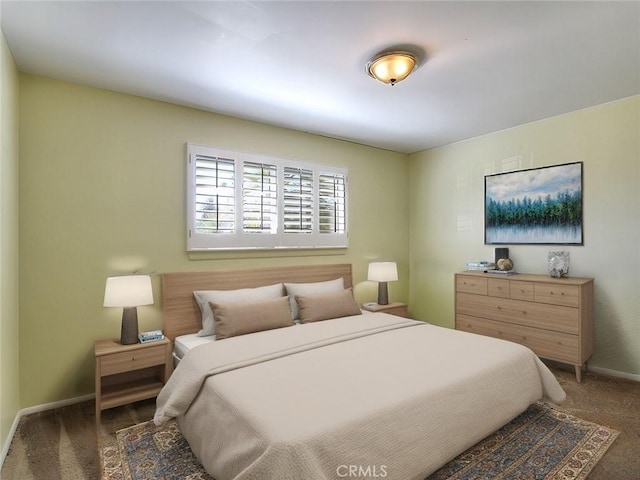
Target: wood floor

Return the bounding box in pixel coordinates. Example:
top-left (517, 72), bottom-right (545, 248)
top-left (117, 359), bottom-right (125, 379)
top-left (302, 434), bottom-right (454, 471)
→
top-left (1, 367), bottom-right (639, 479)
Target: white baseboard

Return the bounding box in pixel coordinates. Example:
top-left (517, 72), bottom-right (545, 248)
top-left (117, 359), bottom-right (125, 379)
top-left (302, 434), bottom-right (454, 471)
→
top-left (0, 411), bottom-right (22, 472)
top-left (0, 393), bottom-right (95, 471)
top-left (588, 365), bottom-right (640, 383)
top-left (18, 393), bottom-right (95, 417)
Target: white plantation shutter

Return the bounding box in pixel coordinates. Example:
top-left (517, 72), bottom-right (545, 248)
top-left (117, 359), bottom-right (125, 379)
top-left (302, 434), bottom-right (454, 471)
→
top-left (319, 173), bottom-right (346, 234)
top-left (187, 144), bottom-right (348, 250)
top-left (283, 167), bottom-right (313, 233)
top-left (193, 154), bottom-right (235, 233)
top-left (242, 161), bottom-right (277, 233)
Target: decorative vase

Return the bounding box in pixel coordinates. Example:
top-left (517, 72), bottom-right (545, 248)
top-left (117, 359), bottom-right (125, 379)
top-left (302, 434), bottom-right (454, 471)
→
top-left (548, 251), bottom-right (570, 278)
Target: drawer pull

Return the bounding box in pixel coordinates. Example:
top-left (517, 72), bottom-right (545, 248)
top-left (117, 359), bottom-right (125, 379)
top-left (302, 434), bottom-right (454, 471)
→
top-left (498, 330), bottom-right (503, 335)
top-left (132, 356), bottom-right (136, 361)
top-left (497, 306), bottom-right (502, 310)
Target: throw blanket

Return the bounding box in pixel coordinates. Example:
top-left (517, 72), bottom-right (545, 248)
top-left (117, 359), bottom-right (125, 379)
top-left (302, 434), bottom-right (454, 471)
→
top-left (155, 314), bottom-right (565, 480)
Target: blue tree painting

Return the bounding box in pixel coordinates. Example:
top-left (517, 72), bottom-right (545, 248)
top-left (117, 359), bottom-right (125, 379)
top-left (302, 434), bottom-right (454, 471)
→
top-left (485, 162), bottom-right (583, 245)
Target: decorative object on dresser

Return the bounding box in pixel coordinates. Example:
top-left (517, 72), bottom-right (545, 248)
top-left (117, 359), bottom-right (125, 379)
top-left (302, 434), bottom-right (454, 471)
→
top-left (496, 258), bottom-right (514, 271)
top-left (455, 271), bottom-right (593, 382)
top-left (94, 337), bottom-right (172, 423)
top-left (367, 261), bottom-right (398, 305)
top-left (103, 275), bottom-right (154, 345)
top-left (494, 247), bottom-right (509, 263)
top-left (548, 251), bottom-right (570, 278)
top-left (361, 301), bottom-right (409, 318)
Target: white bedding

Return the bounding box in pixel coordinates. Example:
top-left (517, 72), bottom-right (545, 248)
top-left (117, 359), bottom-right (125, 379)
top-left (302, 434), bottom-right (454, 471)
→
top-left (174, 333), bottom-right (215, 361)
top-left (155, 313), bottom-right (565, 480)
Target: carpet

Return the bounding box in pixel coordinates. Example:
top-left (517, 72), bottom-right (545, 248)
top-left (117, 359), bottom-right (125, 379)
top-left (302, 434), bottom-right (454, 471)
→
top-left (100, 402), bottom-right (618, 480)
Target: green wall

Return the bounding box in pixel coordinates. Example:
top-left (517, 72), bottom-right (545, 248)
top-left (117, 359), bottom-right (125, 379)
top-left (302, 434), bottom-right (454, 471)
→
top-left (18, 74), bottom-right (410, 407)
top-left (11, 72), bottom-right (640, 410)
top-left (0, 32), bottom-right (20, 453)
top-left (408, 96), bottom-right (640, 376)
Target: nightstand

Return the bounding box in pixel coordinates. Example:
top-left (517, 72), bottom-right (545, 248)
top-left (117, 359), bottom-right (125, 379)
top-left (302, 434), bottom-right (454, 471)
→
top-left (94, 337), bottom-right (172, 423)
top-left (362, 302), bottom-right (409, 318)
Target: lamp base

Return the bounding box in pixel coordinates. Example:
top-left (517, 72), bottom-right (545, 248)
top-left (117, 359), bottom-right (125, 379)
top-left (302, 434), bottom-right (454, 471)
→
top-left (120, 307), bottom-right (139, 345)
top-left (377, 282), bottom-right (389, 305)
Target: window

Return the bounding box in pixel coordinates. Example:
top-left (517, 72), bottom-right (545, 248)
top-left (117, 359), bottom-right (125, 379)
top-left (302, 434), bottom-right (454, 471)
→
top-left (187, 144), bottom-right (348, 250)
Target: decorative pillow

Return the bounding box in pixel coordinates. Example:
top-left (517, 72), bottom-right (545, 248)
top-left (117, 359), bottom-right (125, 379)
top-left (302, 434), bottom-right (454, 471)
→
top-left (295, 288), bottom-right (362, 323)
top-left (211, 296), bottom-right (294, 340)
top-left (284, 277), bottom-right (344, 320)
top-left (193, 283), bottom-right (284, 337)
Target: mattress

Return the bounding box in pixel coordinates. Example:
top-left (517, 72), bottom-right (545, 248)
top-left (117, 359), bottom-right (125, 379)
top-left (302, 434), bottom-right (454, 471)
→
top-left (173, 333), bottom-right (216, 361)
top-left (156, 313), bottom-right (565, 480)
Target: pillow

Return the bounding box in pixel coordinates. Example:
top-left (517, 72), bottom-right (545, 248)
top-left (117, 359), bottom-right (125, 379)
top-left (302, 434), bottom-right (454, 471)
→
top-left (295, 288), bottom-right (362, 323)
top-left (284, 277), bottom-right (344, 320)
top-left (211, 296), bottom-right (294, 340)
top-left (193, 283), bottom-right (284, 337)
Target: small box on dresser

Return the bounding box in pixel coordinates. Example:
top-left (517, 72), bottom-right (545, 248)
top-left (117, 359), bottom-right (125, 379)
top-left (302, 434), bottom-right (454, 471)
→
top-left (454, 271), bottom-right (593, 382)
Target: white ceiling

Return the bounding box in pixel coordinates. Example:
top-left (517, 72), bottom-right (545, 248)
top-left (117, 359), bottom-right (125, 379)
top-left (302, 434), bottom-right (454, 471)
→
top-left (2, 1), bottom-right (639, 154)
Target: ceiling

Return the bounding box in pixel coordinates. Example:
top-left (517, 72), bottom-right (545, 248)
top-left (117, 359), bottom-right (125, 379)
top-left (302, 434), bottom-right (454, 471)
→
top-left (2, 1), bottom-right (639, 154)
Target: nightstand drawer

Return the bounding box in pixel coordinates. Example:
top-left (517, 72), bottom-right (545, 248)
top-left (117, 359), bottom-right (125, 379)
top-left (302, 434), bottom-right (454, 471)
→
top-left (100, 345), bottom-right (166, 376)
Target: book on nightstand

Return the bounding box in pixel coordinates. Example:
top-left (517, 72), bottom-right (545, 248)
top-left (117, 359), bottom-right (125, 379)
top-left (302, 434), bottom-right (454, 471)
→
top-left (138, 330), bottom-right (165, 343)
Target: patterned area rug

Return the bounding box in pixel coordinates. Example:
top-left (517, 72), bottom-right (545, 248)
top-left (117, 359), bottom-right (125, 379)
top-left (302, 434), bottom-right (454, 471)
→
top-left (100, 402), bottom-right (618, 480)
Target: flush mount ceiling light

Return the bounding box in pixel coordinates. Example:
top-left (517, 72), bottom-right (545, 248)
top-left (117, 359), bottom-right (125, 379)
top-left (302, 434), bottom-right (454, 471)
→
top-left (366, 51), bottom-right (419, 86)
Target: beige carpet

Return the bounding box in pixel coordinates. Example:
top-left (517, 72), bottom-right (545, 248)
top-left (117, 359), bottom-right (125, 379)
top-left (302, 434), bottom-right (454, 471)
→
top-left (2, 367), bottom-right (638, 479)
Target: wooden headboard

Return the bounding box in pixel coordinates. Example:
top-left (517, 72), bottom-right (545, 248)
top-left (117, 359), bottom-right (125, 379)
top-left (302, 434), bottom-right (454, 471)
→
top-left (162, 263), bottom-right (353, 341)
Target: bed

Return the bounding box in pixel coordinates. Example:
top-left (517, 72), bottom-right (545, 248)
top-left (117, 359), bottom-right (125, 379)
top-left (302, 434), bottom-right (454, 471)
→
top-left (154, 264), bottom-right (565, 480)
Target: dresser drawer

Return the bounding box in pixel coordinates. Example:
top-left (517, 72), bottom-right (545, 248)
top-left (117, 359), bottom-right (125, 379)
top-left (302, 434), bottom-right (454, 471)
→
top-left (488, 278), bottom-right (509, 298)
top-left (456, 276), bottom-right (487, 295)
top-left (100, 345), bottom-right (166, 376)
top-left (510, 281), bottom-right (534, 302)
top-left (534, 283), bottom-right (580, 308)
top-left (456, 314), bottom-right (579, 363)
top-left (456, 292), bottom-right (579, 334)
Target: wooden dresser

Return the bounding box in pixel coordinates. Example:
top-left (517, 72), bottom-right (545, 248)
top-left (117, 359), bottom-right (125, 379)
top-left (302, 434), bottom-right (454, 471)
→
top-left (455, 271), bottom-right (593, 382)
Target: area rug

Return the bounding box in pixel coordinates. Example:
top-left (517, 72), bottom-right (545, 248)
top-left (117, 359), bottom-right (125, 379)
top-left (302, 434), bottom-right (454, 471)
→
top-left (100, 402), bottom-right (618, 480)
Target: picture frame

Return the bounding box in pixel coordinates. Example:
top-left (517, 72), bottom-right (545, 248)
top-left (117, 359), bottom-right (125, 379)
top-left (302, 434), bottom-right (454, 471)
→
top-left (485, 162), bottom-right (583, 245)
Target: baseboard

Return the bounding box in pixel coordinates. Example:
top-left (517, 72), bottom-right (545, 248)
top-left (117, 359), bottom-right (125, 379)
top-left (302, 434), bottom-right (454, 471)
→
top-left (0, 393), bottom-right (95, 471)
top-left (18, 393), bottom-right (95, 417)
top-left (588, 365), bottom-right (640, 383)
top-left (0, 411), bottom-right (22, 472)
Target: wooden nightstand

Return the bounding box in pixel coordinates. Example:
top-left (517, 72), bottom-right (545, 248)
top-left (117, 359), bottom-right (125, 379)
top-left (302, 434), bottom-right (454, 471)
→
top-left (362, 302), bottom-right (409, 318)
top-left (94, 337), bottom-right (172, 423)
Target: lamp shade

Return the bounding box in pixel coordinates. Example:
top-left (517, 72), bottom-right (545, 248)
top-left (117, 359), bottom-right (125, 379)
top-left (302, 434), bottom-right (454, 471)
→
top-left (103, 275), bottom-right (153, 307)
top-left (368, 262), bottom-right (398, 282)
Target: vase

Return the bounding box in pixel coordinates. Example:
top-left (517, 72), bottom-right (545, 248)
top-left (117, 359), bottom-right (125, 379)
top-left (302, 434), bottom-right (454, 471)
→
top-left (548, 251), bottom-right (570, 278)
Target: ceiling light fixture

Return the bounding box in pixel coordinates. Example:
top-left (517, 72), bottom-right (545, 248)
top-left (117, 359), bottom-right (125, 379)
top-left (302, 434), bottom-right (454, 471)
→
top-left (366, 51), bottom-right (419, 86)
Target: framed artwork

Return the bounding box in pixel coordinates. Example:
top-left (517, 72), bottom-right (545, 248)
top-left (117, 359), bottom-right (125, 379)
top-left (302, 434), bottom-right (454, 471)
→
top-left (485, 162), bottom-right (583, 245)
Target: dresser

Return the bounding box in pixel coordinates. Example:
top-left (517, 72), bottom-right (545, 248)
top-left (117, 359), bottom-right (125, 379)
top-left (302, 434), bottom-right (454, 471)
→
top-left (455, 272), bottom-right (593, 382)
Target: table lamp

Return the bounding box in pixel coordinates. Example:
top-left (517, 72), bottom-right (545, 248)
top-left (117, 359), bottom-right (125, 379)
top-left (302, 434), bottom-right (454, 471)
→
top-left (103, 275), bottom-right (153, 345)
top-left (368, 262), bottom-right (398, 305)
